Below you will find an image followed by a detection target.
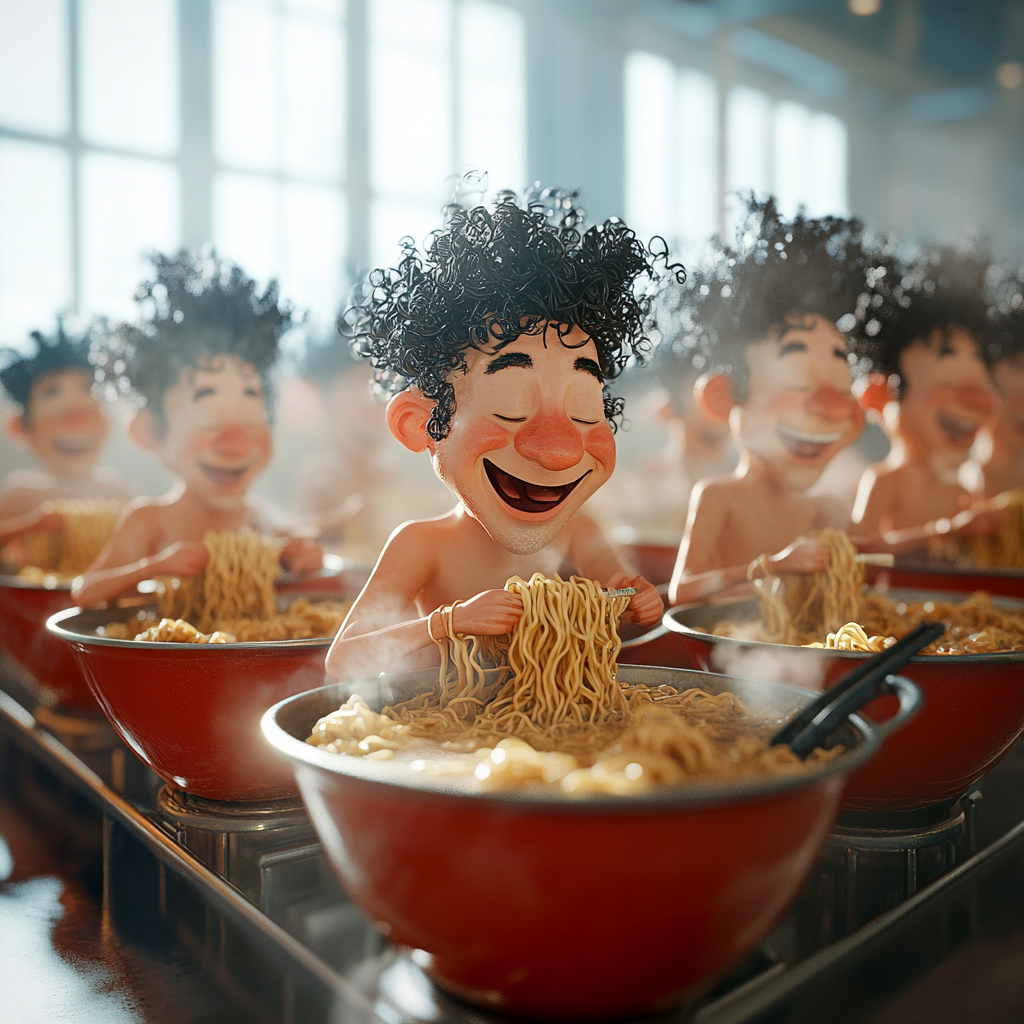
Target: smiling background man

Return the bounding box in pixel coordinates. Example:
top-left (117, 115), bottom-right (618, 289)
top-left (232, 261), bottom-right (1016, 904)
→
top-left (668, 196), bottom-right (873, 607)
top-left (325, 189), bottom-right (669, 682)
top-left (0, 321), bottom-right (130, 547)
top-left (850, 248), bottom-right (1000, 537)
top-left (73, 251), bottom-right (321, 605)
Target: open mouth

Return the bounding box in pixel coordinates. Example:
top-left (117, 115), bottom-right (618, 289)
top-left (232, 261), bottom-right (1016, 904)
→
top-left (51, 435), bottom-right (101, 455)
top-left (198, 462), bottom-right (250, 489)
top-left (484, 460), bottom-right (590, 515)
top-left (776, 423), bottom-right (844, 460)
top-left (937, 412), bottom-right (979, 448)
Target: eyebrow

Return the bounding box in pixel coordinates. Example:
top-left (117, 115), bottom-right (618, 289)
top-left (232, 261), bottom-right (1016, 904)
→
top-left (484, 351), bottom-right (533, 374)
top-left (574, 357), bottom-right (604, 382)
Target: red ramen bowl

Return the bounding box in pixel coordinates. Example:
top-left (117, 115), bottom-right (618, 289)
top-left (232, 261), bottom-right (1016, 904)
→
top-left (664, 589), bottom-right (1024, 815)
top-left (865, 559), bottom-right (1024, 599)
top-left (263, 666), bottom-right (915, 1021)
top-left (0, 574), bottom-right (98, 712)
top-left (46, 594), bottom-right (353, 801)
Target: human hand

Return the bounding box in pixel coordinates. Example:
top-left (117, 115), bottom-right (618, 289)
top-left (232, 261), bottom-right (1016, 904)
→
top-left (770, 537), bottom-right (830, 575)
top-left (607, 572), bottom-right (663, 626)
top-left (280, 537), bottom-right (324, 575)
top-left (948, 501), bottom-right (1004, 538)
top-left (151, 541), bottom-right (209, 578)
top-left (450, 589), bottom-right (524, 636)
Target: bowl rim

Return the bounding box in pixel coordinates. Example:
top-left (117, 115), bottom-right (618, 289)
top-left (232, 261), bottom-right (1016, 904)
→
top-left (261, 666), bottom-right (883, 811)
top-left (46, 602), bottom-right (340, 652)
top-left (663, 586), bottom-right (1024, 663)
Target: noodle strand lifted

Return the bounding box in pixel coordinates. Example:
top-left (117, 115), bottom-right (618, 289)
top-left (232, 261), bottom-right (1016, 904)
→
top-left (308, 574), bottom-right (842, 796)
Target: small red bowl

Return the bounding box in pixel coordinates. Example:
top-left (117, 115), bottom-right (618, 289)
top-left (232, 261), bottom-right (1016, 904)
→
top-left (0, 575), bottom-right (98, 712)
top-left (263, 666), bottom-right (913, 1021)
top-left (663, 589), bottom-right (1024, 814)
top-left (46, 593), bottom-right (354, 802)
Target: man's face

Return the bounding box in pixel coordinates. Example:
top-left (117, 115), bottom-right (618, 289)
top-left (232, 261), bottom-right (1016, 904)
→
top-left (157, 355), bottom-right (272, 508)
top-left (896, 327), bottom-right (995, 471)
top-left (990, 352), bottom-right (1024, 454)
top-left (735, 315), bottom-right (864, 491)
top-left (431, 324), bottom-right (615, 555)
top-left (23, 369), bottom-right (109, 477)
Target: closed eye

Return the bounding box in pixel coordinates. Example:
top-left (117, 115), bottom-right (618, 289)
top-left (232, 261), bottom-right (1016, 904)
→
top-left (571, 416), bottom-right (601, 425)
top-left (494, 413), bottom-right (526, 422)
top-left (193, 387), bottom-right (216, 401)
top-left (244, 386), bottom-right (261, 398)
top-left (833, 348), bottom-right (847, 360)
top-left (778, 342), bottom-right (808, 357)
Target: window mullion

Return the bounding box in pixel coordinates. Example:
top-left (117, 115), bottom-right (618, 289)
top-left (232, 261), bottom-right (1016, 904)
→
top-left (181, 0), bottom-right (213, 249)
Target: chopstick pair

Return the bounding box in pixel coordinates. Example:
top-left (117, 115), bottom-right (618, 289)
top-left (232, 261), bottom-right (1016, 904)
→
top-left (770, 620), bottom-right (945, 759)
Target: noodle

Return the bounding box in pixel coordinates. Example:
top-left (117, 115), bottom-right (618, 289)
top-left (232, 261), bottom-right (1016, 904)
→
top-left (156, 529), bottom-right (280, 632)
top-left (307, 574), bottom-right (842, 796)
top-left (710, 529), bottom-right (1024, 654)
top-left (13, 498), bottom-right (121, 580)
top-left (968, 490), bottom-right (1024, 568)
top-left (100, 529), bottom-right (350, 643)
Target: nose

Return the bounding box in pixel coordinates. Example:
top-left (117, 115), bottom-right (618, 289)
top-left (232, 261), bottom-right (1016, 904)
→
top-left (212, 422), bottom-right (253, 459)
top-left (514, 408), bottom-right (585, 472)
top-left (959, 382), bottom-right (995, 417)
top-left (805, 384), bottom-right (856, 422)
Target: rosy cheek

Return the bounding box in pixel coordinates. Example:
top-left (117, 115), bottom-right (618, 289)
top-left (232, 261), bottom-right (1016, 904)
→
top-left (584, 424), bottom-right (615, 470)
top-left (458, 419), bottom-right (514, 461)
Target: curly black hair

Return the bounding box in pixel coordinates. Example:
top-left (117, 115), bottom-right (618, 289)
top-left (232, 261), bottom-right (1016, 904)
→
top-left (97, 250), bottom-right (291, 429)
top-left (0, 319), bottom-right (101, 422)
top-left (345, 186), bottom-right (682, 441)
top-left (847, 245), bottom-right (995, 395)
top-left (668, 194), bottom-right (872, 402)
top-left (983, 264), bottom-right (1024, 367)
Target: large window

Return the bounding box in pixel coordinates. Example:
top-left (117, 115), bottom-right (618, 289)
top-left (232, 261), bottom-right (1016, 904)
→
top-left (0, 0), bottom-right (526, 346)
top-left (625, 50), bottom-right (849, 260)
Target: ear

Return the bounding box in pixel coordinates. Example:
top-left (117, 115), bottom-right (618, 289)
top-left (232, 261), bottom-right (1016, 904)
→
top-left (6, 412), bottom-right (27, 444)
top-left (694, 373), bottom-right (733, 424)
top-left (386, 389), bottom-right (436, 454)
top-left (852, 373), bottom-right (895, 417)
top-left (127, 409), bottom-right (161, 453)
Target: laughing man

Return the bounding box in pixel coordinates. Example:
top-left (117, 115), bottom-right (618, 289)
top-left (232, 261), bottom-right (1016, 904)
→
top-left (325, 190), bottom-right (668, 681)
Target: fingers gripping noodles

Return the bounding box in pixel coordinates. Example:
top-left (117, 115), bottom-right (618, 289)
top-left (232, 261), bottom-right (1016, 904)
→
top-left (308, 574), bottom-right (842, 797)
top-left (14, 499), bottom-right (121, 580)
top-left (714, 529), bottom-right (1024, 654)
top-left (100, 529), bottom-right (350, 643)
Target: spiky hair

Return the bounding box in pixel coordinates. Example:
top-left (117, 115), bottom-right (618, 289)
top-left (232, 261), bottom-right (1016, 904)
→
top-left (0, 319), bottom-right (101, 417)
top-left (847, 245), bottom-right (995, 395)
top-left (346, 186), bottom-right (682, 441)
top-left (667, 194), bottom-right (871, 402)
top-left (98, 250), bottom-right (291, 424)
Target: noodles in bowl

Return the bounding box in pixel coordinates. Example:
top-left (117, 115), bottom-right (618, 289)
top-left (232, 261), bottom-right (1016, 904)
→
top-left (714, 530), bottom-right (1024, 655)
top-left (98, 529), bottom-right (350, 643)
top-left (307, 574), bottom-right (842, 796)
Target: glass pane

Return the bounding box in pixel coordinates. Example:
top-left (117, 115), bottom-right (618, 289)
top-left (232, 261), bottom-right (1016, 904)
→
top-left (458, 1), bottom-right (525, 192)
top-left (282, 183), bottom-right (346, 325)
top-left (624, 52), bottom-right (674, 250)
top-left (214, 0), bottom-right (276, 170)
top-left (369, 198), bottom-right (442, 271)
top-left (370, 0), bottom-right (453, 200)
top-left (678, 69), bottom-right (718, 259)
top-left (284, 13), bottom-right (345, 180)
top-left (79, 0), bottom-right (179, 155)
top-left (773, 101), bottom-right (810, 219)
top-left (0, 0), bottom-right (68, 136)
top-left (0, 141), bottom-right (72, 346)
top-left (80, 153), bottom-right (181, 320)
top-left (808, 113), bottom-right (849, 217)
top-left (213, 172), bottom-right (276, 286)
top-left (725, 85), bottom-right (771, 240)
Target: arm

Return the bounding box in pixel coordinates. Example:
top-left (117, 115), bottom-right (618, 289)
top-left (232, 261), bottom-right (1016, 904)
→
top-left (567, 514), bottom-right (663, 626)
top-left (668, 484), bottom-right (829, 606)
top-left (0, 506), bottom-right (63, 546)
top-left (324, 523), bottom-right (523, 681)
top-left (72, 504), bottom-right (208, 605)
